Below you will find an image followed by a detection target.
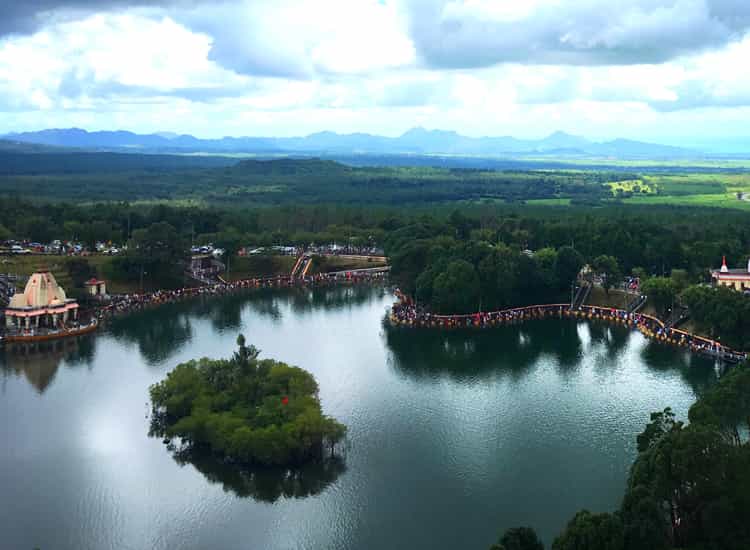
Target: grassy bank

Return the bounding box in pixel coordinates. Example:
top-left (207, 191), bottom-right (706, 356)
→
top-left (223, 255), bottom-right (297, 282)
top-left (308, 255), bottom-right (388, 275)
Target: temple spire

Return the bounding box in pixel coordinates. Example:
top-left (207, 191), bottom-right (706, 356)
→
top-left (721, 255), bottom-right (729, 273)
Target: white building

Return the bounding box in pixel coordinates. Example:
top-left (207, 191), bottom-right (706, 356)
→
top-left (4, 271), bottom-right (79, 331)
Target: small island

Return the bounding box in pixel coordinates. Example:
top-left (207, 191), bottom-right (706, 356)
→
top-left (150, 335), bottom-right (346, 466)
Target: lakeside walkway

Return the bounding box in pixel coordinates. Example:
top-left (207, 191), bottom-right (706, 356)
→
top-left (97, 268), bottom-right (389, 321)
top-left (389, 292), bottom-right (747, 364)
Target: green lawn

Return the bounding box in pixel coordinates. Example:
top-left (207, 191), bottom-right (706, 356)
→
top-left (307, 255), bottom-right (388, 275)
top-left (525, 198), bottom-right (572, 206)
top-left (223, 255), bottom-right (297, 282)
top-left (619, 193), bottom-right (750, 210)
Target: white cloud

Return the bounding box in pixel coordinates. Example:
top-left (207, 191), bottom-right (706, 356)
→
top-left (0, 12), bottom-right (257, 113)
top-left (1, 0), bottom-right (750, 145)
top-left (404, 0), bottom-right (750, 67)
top-left (176, 0), bottom-right (415, 78)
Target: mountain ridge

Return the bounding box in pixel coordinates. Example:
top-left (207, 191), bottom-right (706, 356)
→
top-left (2, 127), bottom-right (699, 158)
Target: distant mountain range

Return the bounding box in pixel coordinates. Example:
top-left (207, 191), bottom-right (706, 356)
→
top-left (2, 127), bottom-right (700, 158)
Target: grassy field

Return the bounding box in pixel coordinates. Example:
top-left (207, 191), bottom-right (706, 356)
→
top-left (620, 193), bottom-right (750, 210)
top-left (585, 286), bottom-right (665, 317)
top-left (308, 255), bottom-right (388, 275)
top-left (223, 255), bottom-right (297, 282)
top-left (586, 286), bottom-right (633, 309)
top-left (525, 198), bottom-right (572, 206)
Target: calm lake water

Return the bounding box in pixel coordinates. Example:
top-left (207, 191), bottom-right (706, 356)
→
top-left (0, 285), bottom-right (720, 550)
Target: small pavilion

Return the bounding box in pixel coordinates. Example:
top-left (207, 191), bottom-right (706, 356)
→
top-left (711, 256), bottom-right (750, 292)
top-left (4, 271), bottom-right (79, 331)
top-left (84, 277), bottom-right (107, 298)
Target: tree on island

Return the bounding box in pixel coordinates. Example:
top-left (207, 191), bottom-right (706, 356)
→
top-left (149, 335), bottom-right (347, 466)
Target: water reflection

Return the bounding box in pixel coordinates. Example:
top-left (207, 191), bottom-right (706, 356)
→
top-left (288, 285), bottom-right (388, 314)
top-left (107, 308), bottom-right (193, 365)
top-left (0, 337), bottom-right (95, 393)
top-left (384, 317), bottom-right (719, 392)
top-left (167, 446), bottom-right (346, 502)
top-left (0, 286), bottom-right (729, 550)
top-left (384, 318), bottom-right (587, 381)
top-left (95, 286), bottom-right (389, 368)
top-left (639, 340), bottom-right (719, 396)
top-left (190, 296), bottom-right (245, 332)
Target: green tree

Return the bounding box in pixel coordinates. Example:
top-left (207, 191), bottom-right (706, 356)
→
top-left (621, 366), bottom-right (750, 550)
top-left (214, 229), bottom-right (244, 274)
top-left (120, 221), bottom-right (186, 287)
top-left (641, 277), bottom-right (678, 318)
top-left (593, 255), bottom-right (621, 295)
top-left (490, 527), bottom-right (544, 550)
top-left (63, 220), bottom-right (84, 242)
top-left (66, 257), bottom-right (97, 288)
top-left (682, 285), bottom-right (750, 349)
top-left (0, 223), bottom-right (10, 242)
top-left (432, 259), bottom-right (480, 314)
top-left (669, 268), bottom-right (690, 291)
top-left (555, 246), bottom-right (585, 291)
top-left (552, 510), bottom-right (624, 550)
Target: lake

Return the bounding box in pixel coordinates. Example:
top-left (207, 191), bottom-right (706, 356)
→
top-left (0, 285), bottom-right (720, 550)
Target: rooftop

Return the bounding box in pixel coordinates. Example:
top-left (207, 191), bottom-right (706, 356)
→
top-left (6, 271), bottom-right (77, 310)
top-left (712, 269), bottom-right (750, 277)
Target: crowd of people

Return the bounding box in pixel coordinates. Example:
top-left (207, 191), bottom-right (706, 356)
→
top-left (389, 292), bottom-right (748, 363)
top-left (98, 270), bottom-right (389, 321)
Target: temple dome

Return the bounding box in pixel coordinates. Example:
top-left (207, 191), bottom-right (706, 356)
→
top-left (8, 271), bottom-right (69, 309)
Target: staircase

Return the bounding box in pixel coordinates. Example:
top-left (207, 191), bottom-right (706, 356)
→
top-left (664, 306), bottom-right (689, 330)
top-left (291, 254), bottom-right (313, 280)
top-left (626, 294), bottom-right (647, 314)
top-left (570, 282), bottom-right (591, 310)
top-left (290, 255), bottom-right (305, 278)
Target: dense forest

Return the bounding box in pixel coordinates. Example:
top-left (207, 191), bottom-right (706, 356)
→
top-left (0, 156), bottom-right (641, 205)
top-left (490, 364), bottom-right (750, 550)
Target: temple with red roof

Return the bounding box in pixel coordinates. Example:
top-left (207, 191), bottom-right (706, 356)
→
top-left (84, 277), bottom-right (107, 298)
top-left (711, 256), bottom-right (750, 292)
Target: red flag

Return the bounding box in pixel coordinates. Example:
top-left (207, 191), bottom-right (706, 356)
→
top-left (281, 396), bottom-right (289, 406)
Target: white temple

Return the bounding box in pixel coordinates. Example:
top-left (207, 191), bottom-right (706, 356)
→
top-left (4, 271), bottom-right (79, 331)
top-left (711, 256), bottom-right (750, 292)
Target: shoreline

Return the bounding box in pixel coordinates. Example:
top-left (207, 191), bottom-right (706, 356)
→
top-left (389, 296), bottom-right (747, 364)
top-left (1, 270), bottom-right (389, 346)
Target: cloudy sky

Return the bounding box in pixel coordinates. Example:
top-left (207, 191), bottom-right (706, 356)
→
top-left (1, 0), bottom-right (750, 147)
